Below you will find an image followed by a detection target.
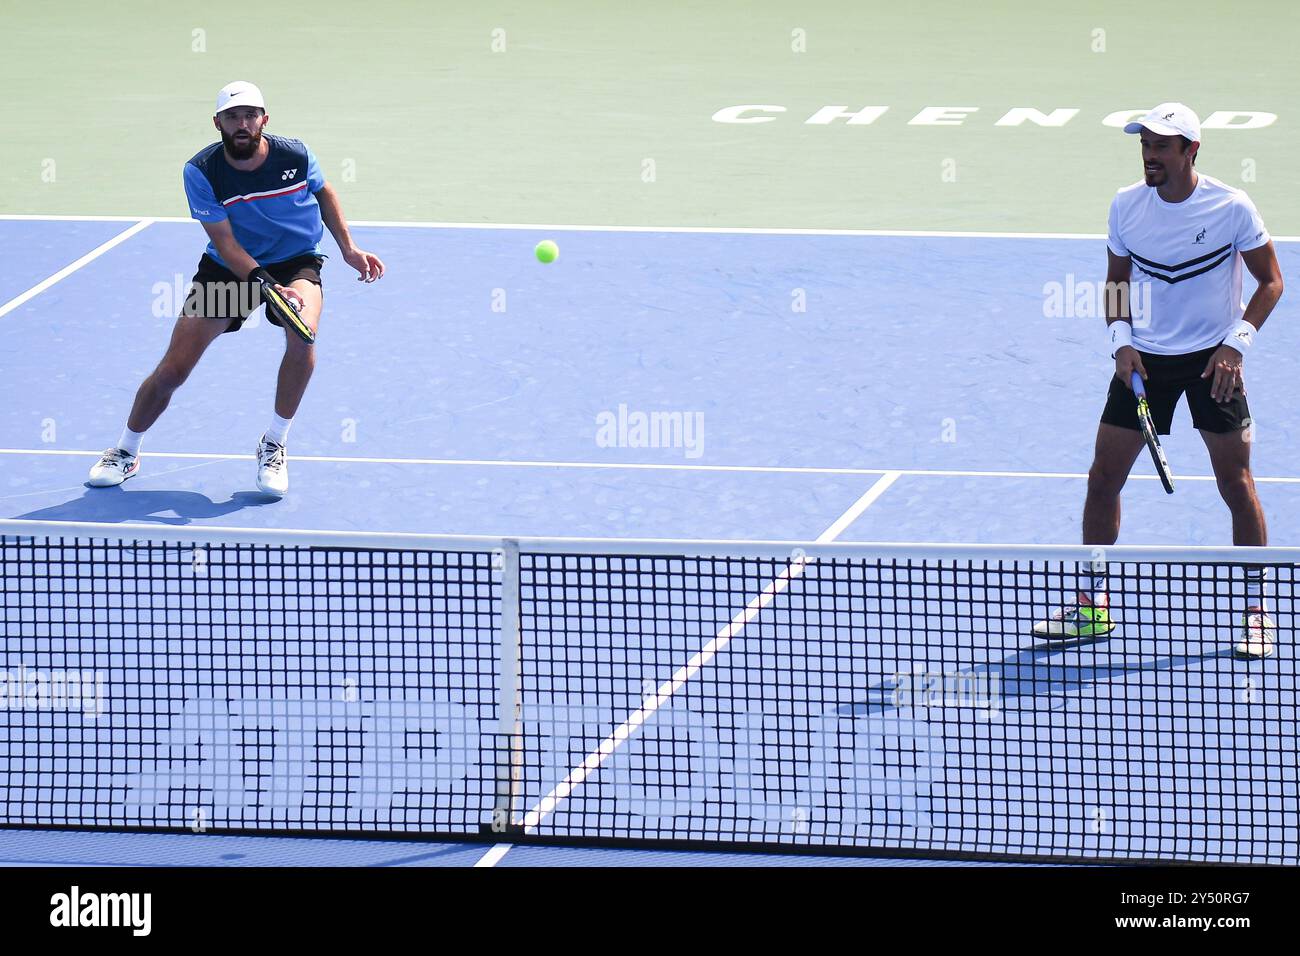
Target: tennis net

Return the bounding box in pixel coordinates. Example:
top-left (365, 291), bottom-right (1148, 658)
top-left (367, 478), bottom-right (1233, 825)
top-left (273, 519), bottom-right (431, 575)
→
top-left (1, 519), bottom-right (1296, 865)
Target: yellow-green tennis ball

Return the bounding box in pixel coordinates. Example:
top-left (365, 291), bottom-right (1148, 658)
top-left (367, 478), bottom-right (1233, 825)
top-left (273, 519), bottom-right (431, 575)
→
top-left (535, 240), bottom-right (559, 263)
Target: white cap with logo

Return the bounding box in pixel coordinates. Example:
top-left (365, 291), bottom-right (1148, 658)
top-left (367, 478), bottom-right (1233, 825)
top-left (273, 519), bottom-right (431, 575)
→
top-left (1123, 102), bottom-right (1201, 142)
top-left (215, 81), bottom-right (266, 116)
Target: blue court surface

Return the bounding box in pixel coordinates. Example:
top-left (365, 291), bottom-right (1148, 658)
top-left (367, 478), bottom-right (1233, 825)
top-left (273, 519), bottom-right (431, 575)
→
top-left (2, 217), bottom-right (1298, 867)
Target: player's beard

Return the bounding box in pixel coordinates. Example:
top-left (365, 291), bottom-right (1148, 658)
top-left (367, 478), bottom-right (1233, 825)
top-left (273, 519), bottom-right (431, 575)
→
top-left (222, 126), bottom-right (261, 160)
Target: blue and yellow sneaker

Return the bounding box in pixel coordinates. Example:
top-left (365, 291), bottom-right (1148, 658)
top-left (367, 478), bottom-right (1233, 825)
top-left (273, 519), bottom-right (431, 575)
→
top-left (1032, 603), bottom-right (1116, 641)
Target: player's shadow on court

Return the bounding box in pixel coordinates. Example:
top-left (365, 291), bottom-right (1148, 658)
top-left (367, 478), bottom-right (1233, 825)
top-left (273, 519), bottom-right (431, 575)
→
top-left (14, 488), bottom-right (279, 525)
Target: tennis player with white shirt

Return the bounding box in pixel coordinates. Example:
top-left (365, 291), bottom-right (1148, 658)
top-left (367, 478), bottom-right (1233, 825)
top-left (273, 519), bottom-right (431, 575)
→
top-left (1035, 103), bottom-right (1284, 658)
top-left (87, 81), bottom-right (384, 496)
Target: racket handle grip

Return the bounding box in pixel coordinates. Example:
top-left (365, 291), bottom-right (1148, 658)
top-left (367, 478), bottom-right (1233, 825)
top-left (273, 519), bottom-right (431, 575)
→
top-left (1130, 371), bottom-right (1146, 397)
top-left (248, 267), bottom-right (276, 288)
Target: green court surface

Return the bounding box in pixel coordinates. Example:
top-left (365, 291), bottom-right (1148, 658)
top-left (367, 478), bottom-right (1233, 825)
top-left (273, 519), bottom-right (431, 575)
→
top-left (1, 0), bottom-right (1296, 231)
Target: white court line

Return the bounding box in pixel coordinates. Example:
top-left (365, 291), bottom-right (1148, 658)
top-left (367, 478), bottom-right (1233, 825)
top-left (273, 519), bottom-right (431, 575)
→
top-left (346, 223), bottom-right (1114, 239)
top-left (2, 447), bottom-right (1297, 485)
top-left (472, 844), bottom-right (513, 868)
top-left (0, 457), bottom-right (226, 503)
top-left (0, 219), bottom-right (154, 320)
top-left (3, 214), bottom-right (1299, 242)
top-left (0, 214), bottom-right (1099, 237)
top-left (817, 471), bottom-right (901, 538)
top-left (0, 214), bottom-right (189, 223)
top-left (474, 471), bottom-right (902, 866)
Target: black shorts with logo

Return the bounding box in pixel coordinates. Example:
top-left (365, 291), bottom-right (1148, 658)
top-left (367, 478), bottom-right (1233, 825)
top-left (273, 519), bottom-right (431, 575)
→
top-left (182, 253), bottom-right (324, 333)
top-left (1100, 347), bottom-right (1250, 435)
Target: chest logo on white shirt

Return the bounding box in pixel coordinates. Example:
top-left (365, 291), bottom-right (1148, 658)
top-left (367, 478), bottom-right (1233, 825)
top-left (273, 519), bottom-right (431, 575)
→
top-left (1193, 227), bottom-right (1206, 245)
top-left (281, 168), bottom-right (298, 181)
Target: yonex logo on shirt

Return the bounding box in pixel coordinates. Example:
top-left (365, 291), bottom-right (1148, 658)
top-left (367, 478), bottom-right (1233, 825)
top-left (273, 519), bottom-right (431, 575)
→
top-left (281, 168), bottom-right (298, 180)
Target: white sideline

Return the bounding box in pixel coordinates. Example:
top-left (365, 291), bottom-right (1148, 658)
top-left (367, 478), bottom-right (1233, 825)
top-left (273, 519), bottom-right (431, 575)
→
top-left (2, 447), bottom-right (1298, 485)
top-left (5, 214), bottom-right (1300, 242)
top-left (0, 219), bottom-right (154, 319)
top-left (0, 213), bottom-right (1101, 237)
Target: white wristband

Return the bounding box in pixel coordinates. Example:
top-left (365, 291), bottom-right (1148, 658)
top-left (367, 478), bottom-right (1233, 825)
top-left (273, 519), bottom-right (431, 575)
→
top-left (1106, 321), bottom-right (1132, 358)
top-left (1224, 319), bottom-right (1255, 354)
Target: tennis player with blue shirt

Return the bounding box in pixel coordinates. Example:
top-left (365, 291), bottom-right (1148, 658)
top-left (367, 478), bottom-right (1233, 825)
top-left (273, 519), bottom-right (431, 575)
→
top-left (1034, 103), bottom-right (1284, 658)
top-left (88, 81), bottom-right (384, 496)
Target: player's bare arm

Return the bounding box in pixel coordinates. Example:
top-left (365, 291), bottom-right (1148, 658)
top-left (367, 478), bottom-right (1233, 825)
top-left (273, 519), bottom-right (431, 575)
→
top-left (1202, 242), bottom-right (1284, 402)
top-left (316, 183), bottom-right (385, 282)
top-left (1103, 249), bottom-right (1146, 386)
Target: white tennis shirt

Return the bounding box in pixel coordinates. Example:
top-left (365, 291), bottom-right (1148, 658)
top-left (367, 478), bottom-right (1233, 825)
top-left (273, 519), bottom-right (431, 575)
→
top-left (1107, 174), bottom-right (1270, 354)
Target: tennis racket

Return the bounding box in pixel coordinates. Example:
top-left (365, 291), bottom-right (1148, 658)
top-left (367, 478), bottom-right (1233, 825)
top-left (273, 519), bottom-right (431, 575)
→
top-left (1131, 371), bottom-right (1174, 494)
top-left (251, 270), bottom-right (314, 344)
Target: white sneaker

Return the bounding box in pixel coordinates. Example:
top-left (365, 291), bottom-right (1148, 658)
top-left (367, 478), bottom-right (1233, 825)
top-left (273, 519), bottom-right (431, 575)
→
top-left (256, 435), bottom-right (289, 496)
top-left (1234, 611), bottom-right (1276, 659)
top-left (87, 448), bottom-right (139, 487)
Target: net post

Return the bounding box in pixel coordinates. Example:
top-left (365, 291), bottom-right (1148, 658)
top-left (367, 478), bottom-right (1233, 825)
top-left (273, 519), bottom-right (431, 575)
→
top-left (483, 538), bottom-right (525, 836)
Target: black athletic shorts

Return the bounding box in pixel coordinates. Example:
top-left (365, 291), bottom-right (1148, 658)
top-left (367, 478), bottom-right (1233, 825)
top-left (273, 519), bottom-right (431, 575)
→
top-left (181, 253), bottom-right (324, 333)
top-left (1100, 347), bottom-right (1250, 435)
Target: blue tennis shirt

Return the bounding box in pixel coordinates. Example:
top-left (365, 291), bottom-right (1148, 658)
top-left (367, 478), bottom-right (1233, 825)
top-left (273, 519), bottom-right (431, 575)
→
top-left (183, 134), bottom-right (326, 269)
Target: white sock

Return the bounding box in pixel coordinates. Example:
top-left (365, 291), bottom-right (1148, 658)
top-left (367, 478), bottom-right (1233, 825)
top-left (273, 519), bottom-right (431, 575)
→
top-left (1245, 566), bottom-right (1269, 613)
top-left (265, 413), bottom-right (293, 446)
top-left (1078, 561), bottom-right (1108, 607)
top-left (118, 426), bottom-right (145, 457)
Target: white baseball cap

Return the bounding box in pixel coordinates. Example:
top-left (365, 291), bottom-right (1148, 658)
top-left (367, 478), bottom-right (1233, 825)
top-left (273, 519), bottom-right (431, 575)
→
top-left (214, 81), bottom-right (265, 115)
top-left (1124, 102), bottom-right (1201, 142)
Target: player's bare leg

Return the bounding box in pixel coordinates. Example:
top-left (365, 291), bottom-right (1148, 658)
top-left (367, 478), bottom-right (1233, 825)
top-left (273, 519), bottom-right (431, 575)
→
top-left (129, 315), bottom-right (229, 432)
top-left (1034, 423), bottom-right (1145, 640)
top-left (273, 279), bottom-right (321, 419)
top-left (1082, 423), bottom-right (1147, 547)
top-left (1202, 426), bottom-right (1273, 657)
top-left (88, 315), bottom-right (227, 486)
top-left (1200, 427), bottom-right (1266, 546)
top-left (256, 279), bottom-right (322, 496)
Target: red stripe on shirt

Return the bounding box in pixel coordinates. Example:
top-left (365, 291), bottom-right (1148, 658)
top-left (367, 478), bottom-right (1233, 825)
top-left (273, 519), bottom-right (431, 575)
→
top-left (222, 180), bottom-right (309, 207)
